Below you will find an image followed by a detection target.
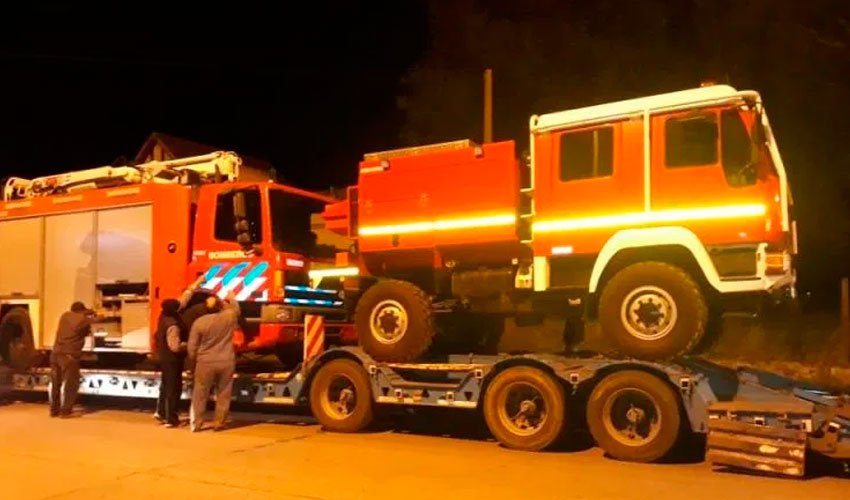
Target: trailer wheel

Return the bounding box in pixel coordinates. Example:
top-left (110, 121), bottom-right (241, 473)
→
top-left (483, 366), bottom-right (565, 451)
top-left (0, 308), bottom-right (37, 369)
top-left (354, 280), bottom-right (434, 361)
top-left (586, 370), bottom-right (681, 462)
top-left (599, 261), bottom-right (706, 359)
top-left (309, 358), bottom-right (374, 432)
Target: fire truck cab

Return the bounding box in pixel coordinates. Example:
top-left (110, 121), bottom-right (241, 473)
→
top-left (0, 152), bottom-right (352, 369)
top-left (323, 85), bottom-right (795, 361)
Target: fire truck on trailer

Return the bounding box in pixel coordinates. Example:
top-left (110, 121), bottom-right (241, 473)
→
top-left (0, 152), bottom-right (353, 369)
top-left (321, 84), bottom-right (796, 361)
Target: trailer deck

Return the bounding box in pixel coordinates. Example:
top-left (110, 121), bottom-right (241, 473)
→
top-left (4, 347), bottom-right (849, 478)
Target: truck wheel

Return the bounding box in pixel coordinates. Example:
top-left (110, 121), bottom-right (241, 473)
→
top-left (483, 366), bottom-right (565, 451)
top-left (586, 370), bottom-right (681, 462)
top-left (0, 308), bottom-right (37, 369)
top-left (309, 358), bottom-right (374, 432)
top-left (599, 262), bottom-right (706, 359)
top-left (354, 280), bottom-right (434, 361)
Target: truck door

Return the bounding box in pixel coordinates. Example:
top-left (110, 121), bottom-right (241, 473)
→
top-left (191, 185), bottom-right (271, 304)
top-left (534, 118), bottom-right (644, 269)
top-left (649, 107), bottom-right (772, 246)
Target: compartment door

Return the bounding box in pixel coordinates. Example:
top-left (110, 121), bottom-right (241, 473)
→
top-left (43, 211), bottom-right (96, 347)
top-left (0, 217), bottom-right (43, 297)
top-left (96, 205), bottom-right (152, 284)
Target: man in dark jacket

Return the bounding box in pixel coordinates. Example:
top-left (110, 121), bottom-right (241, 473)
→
top-left (154, 276), bottom-right (207, 423)
top-left (155, 299), bottom-right (187, 427)
top-left (187, 291), bottom-right (240, 432)
top-left (50, 302), bottom-right (92, 417)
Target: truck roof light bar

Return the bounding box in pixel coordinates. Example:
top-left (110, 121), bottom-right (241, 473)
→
top-left (363, 139), bottom-right (477, 162)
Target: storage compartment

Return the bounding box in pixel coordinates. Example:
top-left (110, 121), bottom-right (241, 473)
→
top-left (43, 211), bottom-right (96, 348)
top-left (93, 283), bottom-right (150, 350)
top-left (97, 205), bottom-right (152, 284)
top-left (0, 216), bottom-right (43, 297)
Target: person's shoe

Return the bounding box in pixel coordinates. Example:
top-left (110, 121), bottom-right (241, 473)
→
top-left (49, 412), bottom-right (59, 418)
top-left (163, 422), bottom-right (178, 428)
top-left (153, 412), bottom-right (165, 423)
top-left (212, 422), bottom-right (227, 432)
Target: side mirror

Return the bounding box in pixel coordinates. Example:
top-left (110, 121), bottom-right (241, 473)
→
top-left (233, 191), bottom-right (247, 219)
top-left (752, 110), bottom-right (766, 145)
top-left (232, 191), bottom-right (262, 255)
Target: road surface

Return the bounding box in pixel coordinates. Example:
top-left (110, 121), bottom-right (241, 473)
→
top-left (1, 401), bottom-right (847, 500)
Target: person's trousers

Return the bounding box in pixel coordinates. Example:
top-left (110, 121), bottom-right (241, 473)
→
top-left (190, 360), bottom-right (234, 431)
top-left (158, 356), bottom-right (184, 425)
top-left (50, 353), bottom-right (81, 416)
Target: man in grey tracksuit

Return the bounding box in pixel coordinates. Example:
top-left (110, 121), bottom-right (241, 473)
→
top-left (187, 290), bottom-right (240, 432)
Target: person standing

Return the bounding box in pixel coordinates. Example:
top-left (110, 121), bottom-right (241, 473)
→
top-left (155, 276), bottom-right (206, 423)
top-left (187, 291), bottom-right (240, 432)
top-left (155, 299), bottom-right (187, 427)
top-left (50, 302), bottom-right (93, 417)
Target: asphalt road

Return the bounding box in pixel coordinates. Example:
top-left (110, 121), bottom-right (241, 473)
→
top-left (1, 401), bottom-right (848, 500)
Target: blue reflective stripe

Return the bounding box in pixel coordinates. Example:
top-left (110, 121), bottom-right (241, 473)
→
top-left (284, 285), bottom-right (337, 295)
top-left (243, 261), bottom-right (269, 287)
top-left (283, 298), bottom-right (343, 307)
top-left (204, 264), bottom-right (224, 282)
top-left (221, 262), bottom-right (250, 286)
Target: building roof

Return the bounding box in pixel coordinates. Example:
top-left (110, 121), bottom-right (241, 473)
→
top-left (134, 132), bottom-right (275, 173)
top-left (531, 85), bottom-right (758, 132)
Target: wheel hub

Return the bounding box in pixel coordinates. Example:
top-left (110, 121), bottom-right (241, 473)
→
top-left (335, 388), bottom-right (355, 416)
top-left (620, 286), bottom-right (678, 341)
top-left (323, 375), bottom-right (357, 420)
top-left (369, 300), bottom-right (408, 345)
top-left (499, 382), bottom-right (547, 435)
top-left (602, 388), bottom-right (661, 446)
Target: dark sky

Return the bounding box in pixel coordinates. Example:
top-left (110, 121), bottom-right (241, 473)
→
top-left (0, 2), bottom-right (430, 189)
top-left (3, 0), bottom-right (850, 301)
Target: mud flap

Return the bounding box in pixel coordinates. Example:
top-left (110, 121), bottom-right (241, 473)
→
top-left (706, 400), bottom-right (812, 477)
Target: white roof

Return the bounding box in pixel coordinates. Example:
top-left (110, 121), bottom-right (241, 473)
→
top-left (532, 85), bottom-right (757, 132)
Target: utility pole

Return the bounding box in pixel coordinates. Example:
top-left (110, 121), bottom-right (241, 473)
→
top-left (842, 278), bottom-right (850, 363)
top-left (483, 68), bottom-right (493, 144)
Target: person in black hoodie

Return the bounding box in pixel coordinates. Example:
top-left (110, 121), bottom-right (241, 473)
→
top-left (155, 298), bottom-right (188, 427)
top-left (153, 275), bottom-right (206, 426)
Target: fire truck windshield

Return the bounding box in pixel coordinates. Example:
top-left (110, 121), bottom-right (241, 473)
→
top-left (269, 189), bottom-right (329, 256)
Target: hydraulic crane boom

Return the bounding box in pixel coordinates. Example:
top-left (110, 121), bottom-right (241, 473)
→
top-left (2, 151), bottom-right (242, 201)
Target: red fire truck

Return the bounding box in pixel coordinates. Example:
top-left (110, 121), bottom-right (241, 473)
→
top-left (0, 152), bottom-right (354, 368)
top-left (322, 85), bottom-right (796, 361)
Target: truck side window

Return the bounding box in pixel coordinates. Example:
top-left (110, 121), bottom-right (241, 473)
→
top-left (215, 189), bottom-right (263, 243)
top-left (721, 109), bottom-right (756, 187)
top-left (665, 112), bottom-right (718, 167)
top-left (559, 126), bottom-right (613, 181)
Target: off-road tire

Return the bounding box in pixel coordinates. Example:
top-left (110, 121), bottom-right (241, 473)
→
top-left (0, 308), bottom-right (37, 369)
top-left (586, 370), bottom-right (681, 462)
top-left (309, 358), bottom-right (374, 432)
top-left (599, 262), bottom-right (707, 359)
top-left (354, 279), bottom-right (434, 361)
top-left (483, 366), bottom-right (566, 451)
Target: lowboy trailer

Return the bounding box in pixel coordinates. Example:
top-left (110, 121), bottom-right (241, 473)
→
top-left (5, 345), bottom-right (849, 478)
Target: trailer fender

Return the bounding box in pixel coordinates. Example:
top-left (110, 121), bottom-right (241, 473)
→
top-left (588, 226), bottom-right (721, 294)
top-left (482, 355), bottom-right (575, 401)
